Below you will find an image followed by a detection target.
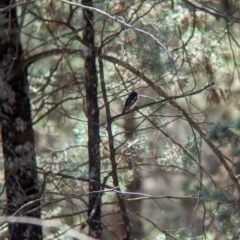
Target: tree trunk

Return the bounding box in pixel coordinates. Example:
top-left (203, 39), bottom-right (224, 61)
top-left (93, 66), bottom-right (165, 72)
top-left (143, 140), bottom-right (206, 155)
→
top-left (0, 1), bottom-right (42, 239)
top-left (82, 0), bottom-right (102, 238)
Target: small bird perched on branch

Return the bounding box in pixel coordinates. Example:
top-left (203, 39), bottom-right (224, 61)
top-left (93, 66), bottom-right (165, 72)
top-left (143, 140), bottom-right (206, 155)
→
top-left (122, 90), bottom-right (139, 114)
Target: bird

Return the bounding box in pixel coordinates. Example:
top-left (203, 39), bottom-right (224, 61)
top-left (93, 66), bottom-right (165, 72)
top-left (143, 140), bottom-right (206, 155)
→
top-left (122, 90), bottom-right (139, 114)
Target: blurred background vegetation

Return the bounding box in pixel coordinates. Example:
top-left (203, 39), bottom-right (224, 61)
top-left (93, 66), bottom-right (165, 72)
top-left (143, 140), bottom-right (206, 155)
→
top-left (1, 0), bottom-right (240, 239)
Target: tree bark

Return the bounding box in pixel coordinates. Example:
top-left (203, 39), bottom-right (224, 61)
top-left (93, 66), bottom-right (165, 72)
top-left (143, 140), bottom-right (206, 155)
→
top-left (0, 1), bottom-right (42, 239)
top-left (82, 0), bottom-right (102, 238)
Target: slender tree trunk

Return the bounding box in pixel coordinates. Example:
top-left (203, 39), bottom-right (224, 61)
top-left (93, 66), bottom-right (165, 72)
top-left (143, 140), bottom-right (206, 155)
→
top-left (0, 1), bottom-right (42, 239)
top-left (82, 0), bottom-right (102, 237)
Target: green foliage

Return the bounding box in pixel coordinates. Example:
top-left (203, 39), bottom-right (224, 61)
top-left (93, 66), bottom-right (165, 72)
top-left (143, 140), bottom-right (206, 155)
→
top-left (232, 119), bottom-right (240, 130)
top-left (208, 121), bottom-right (239, 150)
top-left (208, 122), bottom-right (232, 143)
top-left (157, 134), bottom-right (200, 171)
top-left (215, 206), bottom-right (240, 239)
top-left (0, 14), bottom-right (8, 39)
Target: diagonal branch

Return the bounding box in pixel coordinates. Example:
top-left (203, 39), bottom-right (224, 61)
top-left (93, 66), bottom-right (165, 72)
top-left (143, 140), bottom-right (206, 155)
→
top-left (101, 54), bottom-right (240, 194)
top-left (24, 49), bottom-right (82, 70)
top-left (0, 0), bottom-right (36, 12)
top-left (183, 0), bottom-right (240, 22)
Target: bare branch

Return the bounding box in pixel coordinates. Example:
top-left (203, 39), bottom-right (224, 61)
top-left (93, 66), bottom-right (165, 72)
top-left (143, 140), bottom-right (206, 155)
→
top-left (102, 54), bottom-right (240, 194)
top-left (24, 48), bottom-right (83, 69)
top-left (0, 0), bottom-right (36, 12)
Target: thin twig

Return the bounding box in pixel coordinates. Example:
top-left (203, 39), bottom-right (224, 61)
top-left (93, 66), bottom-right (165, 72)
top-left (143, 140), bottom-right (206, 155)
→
top-left (59, 0), bottom-right (172, 60)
